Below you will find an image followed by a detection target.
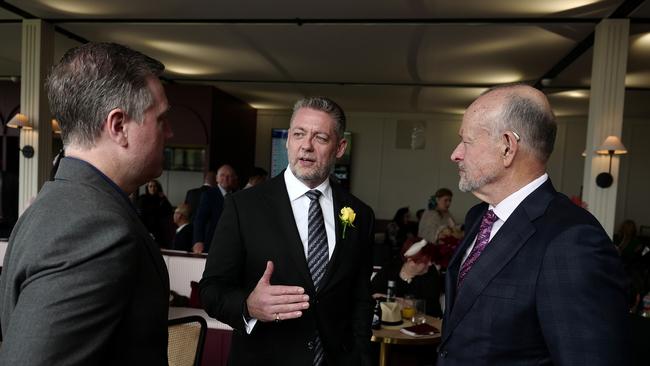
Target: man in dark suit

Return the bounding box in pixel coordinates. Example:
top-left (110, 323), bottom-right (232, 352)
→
top-left (0, 43), bottom-right (172, 365)
top-left (172, 203), bottom-right (194, 252)
top-left (200, 97), bottom-right (375, 366)
top-left (192, 164), bottom-right (237, 253)
top-left (184, 170), bottom-right (216, 221)
top-left (438, 84), bottom-right (628, 365)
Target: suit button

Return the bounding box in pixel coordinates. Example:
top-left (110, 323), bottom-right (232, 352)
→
top-left (307, 341), bottom-right (314, 350)
top-left (439, 350), bottom-right (448, 358)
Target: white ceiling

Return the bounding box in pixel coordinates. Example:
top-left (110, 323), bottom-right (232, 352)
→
top-left (0, 0), bottom-right (649, 117)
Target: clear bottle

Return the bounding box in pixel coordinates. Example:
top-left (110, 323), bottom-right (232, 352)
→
top-left (372, 299), bottom-right (382, 330)
top-left (386, 280), bottom-right (396, 303)
top-left (641, 293), bottom-right (650, 318)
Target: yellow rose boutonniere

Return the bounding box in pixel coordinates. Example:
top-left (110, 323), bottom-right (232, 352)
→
top-left (339, 207), bottom-right (356, 239)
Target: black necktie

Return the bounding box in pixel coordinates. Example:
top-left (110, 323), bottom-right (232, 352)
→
top-left (304, 189), bottom-right (328, 366)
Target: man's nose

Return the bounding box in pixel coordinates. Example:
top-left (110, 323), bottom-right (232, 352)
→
top-left (451, 143), bottom-right (463, 162)
top-left (301, 137), bottom-right (315, 150)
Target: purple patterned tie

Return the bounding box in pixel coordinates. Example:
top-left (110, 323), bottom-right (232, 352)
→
top-left (457, 210), bottom-right (499, 289)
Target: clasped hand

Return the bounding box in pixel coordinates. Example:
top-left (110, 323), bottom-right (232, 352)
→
top-left (246, 261), bottom-right (310, 322)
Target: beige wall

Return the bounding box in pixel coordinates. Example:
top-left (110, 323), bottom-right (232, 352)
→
top-left (255, 110), bottom-right (648, 233)
top-left (617, 118), bottom-right (650, 234)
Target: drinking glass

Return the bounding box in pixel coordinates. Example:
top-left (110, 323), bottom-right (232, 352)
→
top-left (401, 297), bottom-right (415, 319)
top-left (412, 299), bottom-right (427, 325)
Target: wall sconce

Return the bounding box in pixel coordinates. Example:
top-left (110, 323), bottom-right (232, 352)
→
top-left (6, 113), bottom-right (35, 158)
top-left (6, 113), bottom-right (32, 130)
top-left (594, 135), bottom-right (627, 188)
top-left (51, 119), bottom-right (62, 135)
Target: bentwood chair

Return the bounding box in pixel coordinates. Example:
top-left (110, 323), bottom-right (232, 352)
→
top-left (168, 315), bottom-right (207, 366)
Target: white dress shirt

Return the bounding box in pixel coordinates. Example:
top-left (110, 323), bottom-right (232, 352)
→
top-left (175, 223), bottom-right (188, 234)
top-left (461, 173), bottom-right (549, 264)
top-left (284, 166), bottom-right (337, 259)
top-left (218, 185), bottom-right (228, 196)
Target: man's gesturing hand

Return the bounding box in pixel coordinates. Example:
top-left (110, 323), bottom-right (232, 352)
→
top-left (246, 261), bottom-right (310, 322)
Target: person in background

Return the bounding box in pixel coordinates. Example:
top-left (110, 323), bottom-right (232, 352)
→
top-left (244, 166), bottom-right (268, 189)
top-left (192, 164), bottom-right (237, 253)
top-left (415, 208), bottom-right (425, 222)
top-left (137, 179), bottom-right (173, 248)
top-left (184, 170), bottom-right (216, 221)
top-left (172, 203), bottom-right (194, 252)
top-left (418, 188), bottom-right (456, 243)
top-left (384, 206), bottom-right (416, 261)
top-left (0, 42), bottom-right (172, 365)
top-left (438, 83), bottom-right (628, 365)
top-left (614, 219), bottom-right (644, 264)
top-left (200, 96), bottom-right (375, 365)
top-left (371, 237), bottom-right (442, 317)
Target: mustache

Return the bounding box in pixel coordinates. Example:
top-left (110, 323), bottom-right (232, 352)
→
top-left (298, 155), bottom-right (315, 161)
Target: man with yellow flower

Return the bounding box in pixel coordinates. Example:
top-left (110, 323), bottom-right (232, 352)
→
top-left (200, 96), bottom-right (376, 366)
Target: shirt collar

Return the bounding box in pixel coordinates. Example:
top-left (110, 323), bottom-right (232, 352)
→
top-left (176, 223), bottom-right (188, 233)
top-left (283, 165), bottom-right (332, 203)
top-left (218, 185), bottom-right (228, 196)
top-left (491, 173), bottom-right (548, 222)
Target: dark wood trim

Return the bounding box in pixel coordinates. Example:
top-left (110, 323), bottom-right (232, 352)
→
top-left (161, 249), bottom-right (207, 259)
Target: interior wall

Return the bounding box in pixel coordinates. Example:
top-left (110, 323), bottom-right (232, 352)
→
top-left (616, 117), bottom-right (650, 233)
top-left (157, 170), bottom-right (203, 208)
top-left (255, 110), bottom-right (648, 230)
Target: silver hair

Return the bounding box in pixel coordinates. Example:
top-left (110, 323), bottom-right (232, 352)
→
top-left (291, 96), bottom-right (346, 139)
top-left (46, 42), bottom-right (164, 148)
top-left (483, 84), bottom-right (557, 162)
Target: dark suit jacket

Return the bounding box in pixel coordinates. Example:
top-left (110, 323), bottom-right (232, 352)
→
top-left (438, 180), bottom-right (629, 366)
top-left (173, 223), bottom-right (194, 252)
top-left (0, 158), bottom-right (170, 365)
top-left (185, 184), bottom-right (211, 221)
top-left (193, 186), bottom-right (225, 251)
top-left (200, 173), bottom-right (375, 366)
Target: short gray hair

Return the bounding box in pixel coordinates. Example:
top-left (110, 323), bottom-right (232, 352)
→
top-left (46, 42), bottom-right (164, 148)
top-left (291, 96), bottom-right (346, 139)
top-left (484, 84), bottom-right (557, 162)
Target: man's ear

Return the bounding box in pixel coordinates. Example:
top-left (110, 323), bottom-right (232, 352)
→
top-left (502, 131), bottom-right (518, 167)
top-left (105, 108), bottom-right (128, 147)
top-left (335, 138), bottom-right (348, 159)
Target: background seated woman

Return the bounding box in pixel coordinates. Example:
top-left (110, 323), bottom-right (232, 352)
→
top-left (371, 237), bottom-right (442, 317)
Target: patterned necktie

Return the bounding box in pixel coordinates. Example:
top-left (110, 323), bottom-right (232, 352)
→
top-left (457, 210), bottom-right (499, 289)
top-left (305, 189), bottom-right (328, 366)
top-left (305, 189), bottom-right (329, 290)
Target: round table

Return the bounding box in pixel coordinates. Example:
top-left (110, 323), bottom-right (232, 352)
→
top-left (371, 315), bottom-right (442, 366)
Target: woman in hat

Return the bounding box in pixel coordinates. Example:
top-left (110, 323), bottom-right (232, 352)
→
top-left (371, 237), bottom-right (442, 317)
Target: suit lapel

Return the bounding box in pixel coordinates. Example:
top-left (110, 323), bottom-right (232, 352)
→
top-left (320, 181), bottom-right (349, 293)
top-left (444, 205), bottom-right (485, 315)
top-left (441, 180), bottom-right (557, 345)
top-left (264, 174), bottom-right (315, 292)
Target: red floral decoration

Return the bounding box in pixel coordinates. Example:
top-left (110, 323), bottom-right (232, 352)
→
top-left (570, 195), bottom-right (588, 209)
top-left (432, 234), bottom-right (461, 270)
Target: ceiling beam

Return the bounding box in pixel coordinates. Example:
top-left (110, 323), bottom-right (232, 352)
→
top-left (534, 0), bottom-right (647, 89)
top-left (0, 0), bottom-right (35, 19)
top-left (42, 17), bottom-right (608, 25)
